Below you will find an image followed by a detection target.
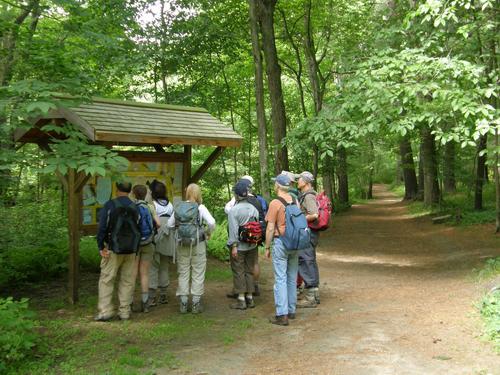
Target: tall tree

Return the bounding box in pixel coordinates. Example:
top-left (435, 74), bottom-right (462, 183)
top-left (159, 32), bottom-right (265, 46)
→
top-left (399, 135), bottom-right (418, 200)
top-left (248, 0), bottom-right (270, 200)
top-left (257, 0), bottom-right (289, 174)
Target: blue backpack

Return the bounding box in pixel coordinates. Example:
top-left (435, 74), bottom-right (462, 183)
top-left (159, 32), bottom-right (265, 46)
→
top-left (276, 197), bottom-right (311, 251)
top-left (256, 195), bottom-right (268, 216)
top-left (136, 201), bottom-right (154, 246)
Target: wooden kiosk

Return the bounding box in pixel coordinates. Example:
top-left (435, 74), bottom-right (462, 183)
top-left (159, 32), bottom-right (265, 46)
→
top-left (14, 97), bottom-right (243, 304)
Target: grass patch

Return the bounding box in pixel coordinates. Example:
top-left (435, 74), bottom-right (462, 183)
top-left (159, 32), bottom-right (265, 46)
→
top-left (398, 184), bottom-right (496, 226)
top-left (478, 290), bottom-right (500, 352)
top-left (475, 257), bottom-right (500, 352)
top-left (3, 290), bottom-right (259, 375)
top-left (6, 304), bottom-right (215, 374)
top-left (205, 265), bottom-right (232, 281)
top-left (474, 258), bottom-right (500, 281)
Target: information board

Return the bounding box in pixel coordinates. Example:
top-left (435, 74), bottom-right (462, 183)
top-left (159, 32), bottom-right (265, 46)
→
top-left (82, 161), bottom-right (184, 227)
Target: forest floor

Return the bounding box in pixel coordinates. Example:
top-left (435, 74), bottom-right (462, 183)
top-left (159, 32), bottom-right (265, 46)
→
top-left (19, 184), bottom-right (500, 374)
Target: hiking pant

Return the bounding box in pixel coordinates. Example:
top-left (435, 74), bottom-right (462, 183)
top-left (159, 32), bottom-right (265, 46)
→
top-left (97, 252), bottom-right (136, 318)
top-left (149, 252), bottom-right (170, 291)
top-left (298, 231), bottom-right (320, 288)
top-left (272, 238), bottom-right (299, 316)
top-left (231, 248), bottom-right (258, 294)
top-left (176, 241), bottom-right (207, 297)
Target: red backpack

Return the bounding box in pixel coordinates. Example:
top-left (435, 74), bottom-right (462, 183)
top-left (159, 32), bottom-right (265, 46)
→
top-left (300, 191), bottom-right (332, 231)
top-left (239, 221), bottom-right (263, 244)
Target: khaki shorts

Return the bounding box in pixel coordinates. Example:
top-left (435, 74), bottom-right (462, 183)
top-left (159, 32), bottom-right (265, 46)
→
top-left (137, 243), bottom-right (154, 262)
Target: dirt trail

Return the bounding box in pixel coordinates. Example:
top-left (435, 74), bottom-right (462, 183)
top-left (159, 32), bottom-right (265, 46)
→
top-left (166, 184), bottom-right (499, 375)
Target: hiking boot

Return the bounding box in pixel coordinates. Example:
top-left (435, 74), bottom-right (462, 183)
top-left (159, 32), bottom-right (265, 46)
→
top-left (179, 301), bottom-right (189, 314)
top-left (288, 312), bottom-right (296, 320)
top-left (191, 301), bottom-right (203, 314)
top-left (245, 298), bottom-right (255, 308)
top-left (94, 314), bottom-right (114, 322)
top-left (253, 284), bottom-right (261, 297)
top-left (149, 296), bottom-right (157, 307)
top-left (158, 294), bottom-right (169, 305)
top-left (269, 315), bottom-right (289, 326)
top-left (313, 287), bottom-right (320, 304)
top-left (226, 291), bottom-right (238, 299)
top-left (297, 289), bottom-right (317, 308)
top-left (118, 314), bottom-right (130, 321)
top-left (142, 300), bottom-right (151, 313)
top-left (230, 299), bottom-right (247, 310)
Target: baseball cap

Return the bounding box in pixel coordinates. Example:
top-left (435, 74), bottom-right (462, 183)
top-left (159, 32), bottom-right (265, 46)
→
top-left (233, 180), bottom-right (249, 197)
top-left (272, 173), bottom-right (291, 187)
top-left (240, 175), bottom-right (254, 186)
top-left (281, 170), bottom-right (299, 183)
top-left (299, 171), bottom-right (314, 183)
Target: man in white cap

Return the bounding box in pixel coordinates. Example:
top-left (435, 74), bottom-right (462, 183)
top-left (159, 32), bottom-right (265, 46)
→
top-left (296, 171), bottom-right (320, 308)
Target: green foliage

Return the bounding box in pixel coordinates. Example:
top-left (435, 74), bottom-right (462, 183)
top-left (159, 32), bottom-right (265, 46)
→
top-left (207, 220), bottom-right (229, 261)
top-left (475, 257), bottom-right (500, 351)
top-left (475, 258), bottom-right (500, 281)
top-left (479, 290), bottom-right (500, 352)
top-left (0, 298), bottom-right (39, 371)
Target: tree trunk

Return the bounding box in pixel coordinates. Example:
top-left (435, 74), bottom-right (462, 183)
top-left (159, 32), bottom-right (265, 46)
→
top-left (443, 141), bottom-right (456, 193)
top-left (474, 134), bottom-right (488, 210)
top-left (399, 135), bottom-right (418, 200)
top-left (257, 0), bottom-right (288, 174)
top-left (322, 156), bottom-right (334, 200)
top-left (420, 127), bottom-right (440, 205)
top-left (367, 140), bottom-right (374, 199)
top-left (278, 8), bottom-right (307, 118)
top-left (337, 146), bottom-right (349, 204)
top-left (0, 1), bottom-right (40, 201)
top-left (303, 0), bottom-right (322, 184)
top-left (249, 0), bottom-right (270, 200)
top-left (495, 127), bottom-right (499, 232)
top-left (417, 142), bottom-right (425, 201)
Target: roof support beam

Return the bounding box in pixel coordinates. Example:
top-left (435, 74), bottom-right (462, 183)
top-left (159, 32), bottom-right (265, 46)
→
top-left (190, 147), bottom-right (225, 184)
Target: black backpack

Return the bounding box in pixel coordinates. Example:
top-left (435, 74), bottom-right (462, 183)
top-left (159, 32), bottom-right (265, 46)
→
top-left (107, 199), bottom-right (140, 254)
top-left (247, 195), bottom-right (267, 245)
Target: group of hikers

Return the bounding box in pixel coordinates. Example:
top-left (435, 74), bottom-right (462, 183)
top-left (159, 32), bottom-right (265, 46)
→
top-left (94, 170), bottom-right (331, 326)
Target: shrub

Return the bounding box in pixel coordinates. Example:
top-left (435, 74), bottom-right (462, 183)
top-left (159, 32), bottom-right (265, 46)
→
top-left (0, 297), bottom-right (39, 371)
top-left (479, 290), bottom-right (500, 351)
top-left (207, 220), bottom-right (229, 261)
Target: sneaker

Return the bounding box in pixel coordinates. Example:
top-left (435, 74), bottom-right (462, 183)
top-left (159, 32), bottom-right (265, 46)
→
top-left (226, 291), bottom-right (238, 299)
top-left (118, 314), bottom-right (130, 321)
top-left (191, 301), bottom-right (203, 314)
top-left (253, 284), bottom-right (260, 297)
top-left (179, 301), bottom-right (189, 314)
top-left (149, 296), bottom-right (157, 307)
top-left (142, 301), bottom-right (150, 313)
top-left (230, 299), bottom-right (247, 310)
top-left (297, 289), bottom-right (317, 308)
top-left (269, 315), bottom-right (289, 326)
top-left (245, 298), bottom-right (255, 308)
top-left (94, 314), bottom-right (114, 322)
top-left (158, 294), bottom-right (168, 305)
top-left (313, 288), bottom-right (320, 304)
top-left (288, 313), bottom-right (296, 320)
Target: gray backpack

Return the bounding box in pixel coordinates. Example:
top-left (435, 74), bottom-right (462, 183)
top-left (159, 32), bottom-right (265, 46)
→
top-left (174, 201), bottom-right (202, 246)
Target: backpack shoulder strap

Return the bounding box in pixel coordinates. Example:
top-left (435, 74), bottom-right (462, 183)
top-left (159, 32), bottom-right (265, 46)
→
top-left (277, 196), bottom-right (290, 207)
top-left (298, 191), bottom-right (315, 205)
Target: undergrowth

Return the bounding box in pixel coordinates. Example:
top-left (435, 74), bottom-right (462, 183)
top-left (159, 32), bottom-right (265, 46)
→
top-left (475, 257), bottom-right (500, 352)
top-left (390, 184), bottom-right (496, 226)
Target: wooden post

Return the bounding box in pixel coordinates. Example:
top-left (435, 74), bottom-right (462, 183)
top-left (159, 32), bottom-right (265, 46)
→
top-left (66, 169), bottom-right (91, 304)
top-left (67, 169), bottom-right (80, 304)
top-left (183, 145), bottom-right (192, 195)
